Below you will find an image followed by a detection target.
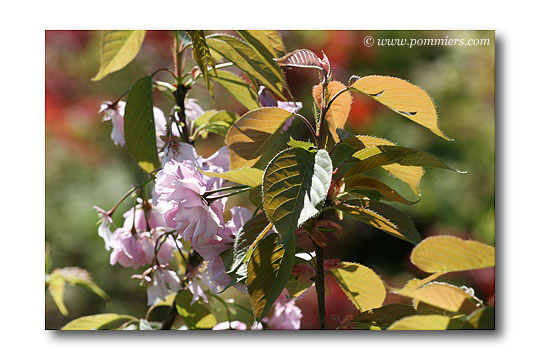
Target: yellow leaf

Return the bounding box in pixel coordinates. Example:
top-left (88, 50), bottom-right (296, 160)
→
top-left (313, 81), bottom-right (352, 142)
top-left (334, 135), bottom-right (424, 196)
top-left (387, 314), bottom-right (451, 330)
top-left (411, 235), bottom-right (495, 273)
top-left (330, 261), bottom-right (386, 311)
top-left (199, 167), bottom-right (264, 188)
top-left (337, 199), bottom-right (421, 245)
top-left (92, 30), bottom-right (146, 81)
top-left (392, 281), bottom-right (474, 312)
top-left (48, 273), bottom-right (68, 316)
top-left (350, 75), bottom-right (451, 141)
top-left (62, 313), bottom-right (135, 330)
top-left (225, 107), bottom-right (294, 169)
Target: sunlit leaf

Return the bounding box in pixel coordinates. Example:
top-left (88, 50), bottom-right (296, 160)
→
top-left (92, 30), bottom-right (146, 81)
top-left (337, 199), bottom-right (421, 244)
top-left (387, 314), bottom-right (451, 330)
top-left (207, 34), bottom-right (285, 99)
top-left (199, 167), bottom-right (263, 188)
top-left (247, 233), bottom-right (296, 321)
top-left (210, 70), bottom-right (260, 110)
top-left (236, 30), bottom-right (286, 83)
top-left (313, 81), bottom-right (352, 142)
top-left (332, 135), bottom-right (424, 196)
top-left (262, 148), bottom-right (333, 244)
top-left (350, 145), bottom-right (461, 174)
top-left (124, 76), bottom-right (160, 173)
top-left (175, 291), bottom-right (217, 329)
top-left (239, 30), bottom-right (286, 58)
top-left (225, 107), bottom-right (294, 169)
top-left (187, 30), bottom-right (216, 96)
top-left (392, 281), bottom-right (475, 312)
top-left (62, 313), bottom-right (136, 330)
top-left (349, 75), bottom-right (451, 140)
top-left (287, 137), bottom-right (315, 152)
top-left (330, 262), bottom-right (386, 311)
top-left (48, 272), bottom-right (68, 316)
top-left (411, 235), bottom-right (495, 273)
top-left (229, 211), bottom-right (270, 281)
top-left (343, 174), bottom-right (416, 205)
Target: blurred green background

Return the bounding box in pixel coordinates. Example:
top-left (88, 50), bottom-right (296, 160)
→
top-left (45, 30), bottom-right (494, 329)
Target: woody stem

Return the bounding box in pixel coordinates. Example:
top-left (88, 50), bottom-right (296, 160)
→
top-left (314, 242), bottom-right (327, 329)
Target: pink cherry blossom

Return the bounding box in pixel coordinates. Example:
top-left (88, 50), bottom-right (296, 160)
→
top-left (122, 199), bottom-right (167, 232)
top-left (161, 140), bottom-right (200, 168)
top-left (109, 228), bottom-right (153, 268)
top-left (212, 321), bottom-right (248, 330)
top-left (109, 228), bottom-right (175, 269)
top-left (266, 289), bottom-right (303, 330)
top-left (155, 159), bottom-right (224, 244)
top-left (140, 265), bottom-right (181, 306)
top-left (99, 101), bottom-right (126, 146)
top-left (93, 206), bottom-right (114, 250)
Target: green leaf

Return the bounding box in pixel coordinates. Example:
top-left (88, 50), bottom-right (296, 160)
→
top-left (246, 233), bottom-right (296, 322)
top-left (411, 235), bottom-right (495, 273)
top-left (124, 76), bottom-right (160, 173)
top-left (330, 262), bottom-right (386, 312)
top-left (343, 174), bottom-right (416, 205)
top-left (194, 110), bottom-right (237, 138)
top-left (225, 107), bottom-right (295, 169)
top-left (287, 137), bottom-right (315, 152)
top-left (262, 148), bottom-right (333, 245)
top-left (238, 30), bottom-right (285, 58)
top-left (62, 313), bottom-right (136, 330)
top-left (387, 314), bottom-right (452, 330)
top-left (199, 167), bottom-right (263, 188)
top-left (332, 135), bottom-right (425, 196)
top-left (236, 30), bottom-right (286, 91)
top-left (187, 30), bottom-right (217, 97)
top-left (48, 273), bottom-right (68, 316)
top-left (207, 34), bottom-right (286, 99)
top-left (229, 211), bottom-right (270, 280)
top-left (175, 291), bottom-right (217, 329)
top-left (210, 70), bottom-right (260, 110)
top-left (92, 30), bottom-right (146, 81)
top-left (337, 198), bottom-right (421, 244)
top-left (349, 75), bottom-right (452, 141)
top-left (350, 145), bottom-right (462, 174)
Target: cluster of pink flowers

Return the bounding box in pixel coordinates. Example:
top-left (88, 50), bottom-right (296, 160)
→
top-left (154, 144), bottom-right (252, 295)
top-left (97, 98), bottom-right (303, 328)
top-left (97, 100), bottom-right (253, 306)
